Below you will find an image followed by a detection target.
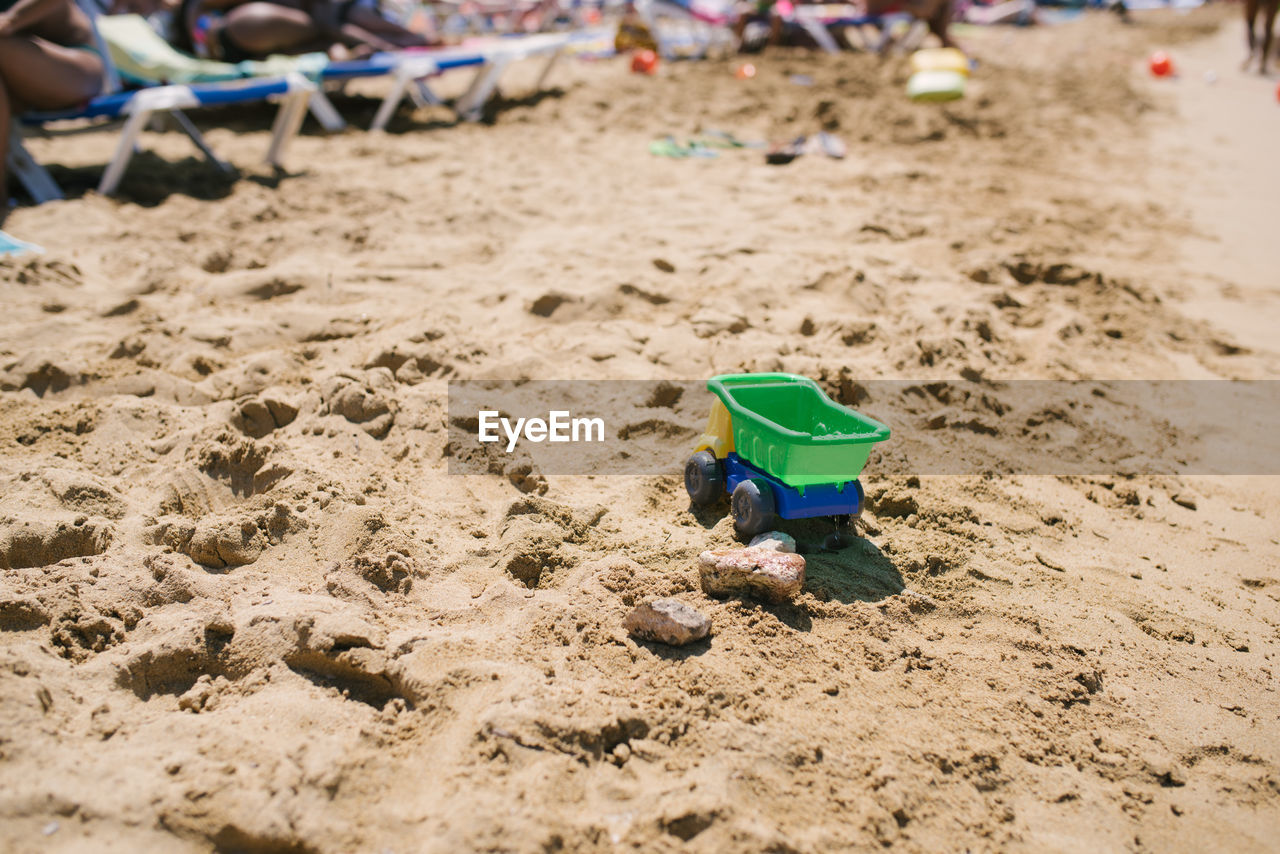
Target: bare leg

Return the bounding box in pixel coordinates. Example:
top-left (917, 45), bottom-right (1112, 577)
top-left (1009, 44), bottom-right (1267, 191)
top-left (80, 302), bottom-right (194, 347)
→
top-left (345, 5), bottom-right (431, 47)
top-left (767, 12), bottom-right (782, 46)
top-left (927, 0), bottom-right (959, 50)
top-left (0, 35), bottom-right (102, 109)
top-left (514, 0), bottom-right (557, 32)
top-left (1, 75), bottom-right (10, 217)
top-left (222, 2), bottom-right (402, 57)
top-left (220, 2), bottom-right (326, 55)
top-left (1244, 0), bottom-right (1259, 70)
top-left (1, 36), bottom-right (100, 211)
top-left (1262, 0), bottom-right (1277, 74)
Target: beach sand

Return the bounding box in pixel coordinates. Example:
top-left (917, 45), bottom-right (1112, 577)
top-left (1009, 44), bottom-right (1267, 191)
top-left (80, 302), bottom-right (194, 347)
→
top-left (2, 7), bottom-right (1278, 851)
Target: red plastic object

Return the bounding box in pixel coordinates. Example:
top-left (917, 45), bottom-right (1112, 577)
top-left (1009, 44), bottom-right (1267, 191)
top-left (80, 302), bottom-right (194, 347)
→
top-left (735, 63), bottom-right (756, 79)
top-left (631, 49), bottom-right (658, 75)
top-left (1148, 51), bottom-right (1173, 77)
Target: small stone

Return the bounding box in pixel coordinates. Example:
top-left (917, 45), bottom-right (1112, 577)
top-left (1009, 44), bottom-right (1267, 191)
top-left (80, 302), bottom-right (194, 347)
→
top-left (624, 599), bottom-right (711, 646)
top-left (1171, 493), bottom-right (1197, 511)
top-left (1145, 757), bottom-right (1187, 788)
top-left (748, 531), bottom-right (796, 553)
top-left (698, 547), bottom-right (805, 604)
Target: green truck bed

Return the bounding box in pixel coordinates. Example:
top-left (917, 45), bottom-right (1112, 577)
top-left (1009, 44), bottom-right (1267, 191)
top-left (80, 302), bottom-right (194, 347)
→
top-left (708, 373), bottom-right (890, 488)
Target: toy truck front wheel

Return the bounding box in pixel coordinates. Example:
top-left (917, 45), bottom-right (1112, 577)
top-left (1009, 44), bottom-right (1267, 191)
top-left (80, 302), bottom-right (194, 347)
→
top-left (684, 451), bottom-right (724, 506)
top-left (731, 479), bottom-right (776, 537)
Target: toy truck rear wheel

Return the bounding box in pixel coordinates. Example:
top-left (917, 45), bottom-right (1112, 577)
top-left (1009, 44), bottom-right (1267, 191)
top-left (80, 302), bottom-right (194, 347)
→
top-left (684, 451), bottom-right (723, 506)
top-left (731, 479), bottom-right (776, 537)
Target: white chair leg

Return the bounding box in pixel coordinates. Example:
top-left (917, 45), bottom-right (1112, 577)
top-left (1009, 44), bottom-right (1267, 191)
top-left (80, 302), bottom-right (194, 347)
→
top-left (800, 18), bottom-right (841, 54)
top-left (168, 110), bottom-right (233, 173)
top-left (98, 108), bottom-right (151, 196)
top-left (370, 57), bottom-right (439, 132)
top-left (7, 127), bottom-right (64, 203)
top-left (371, 68), bottom-right (414, 132)
top-left (897, 20), bottom-right (926, 52)
top-left (871, 22), bottom-right (894, 53)
top-left (409, 79), bottom-right (442, 108)
top-left (267, 87), bottom-right (311, 167)
top-left (455, 56), bottom-right (511, 122)
top-left (309, 90), bottom-right (347, 132)
top-left (533, 47), bottom-right (562, 90)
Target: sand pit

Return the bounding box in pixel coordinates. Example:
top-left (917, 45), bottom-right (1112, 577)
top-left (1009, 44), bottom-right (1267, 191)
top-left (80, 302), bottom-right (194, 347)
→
top-left (1, 7), bottom-right (1278, 851)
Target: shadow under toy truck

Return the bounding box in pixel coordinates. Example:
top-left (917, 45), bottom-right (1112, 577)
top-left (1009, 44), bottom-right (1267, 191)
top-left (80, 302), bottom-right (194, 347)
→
top-left (684, 373), bottom-right (891, 538)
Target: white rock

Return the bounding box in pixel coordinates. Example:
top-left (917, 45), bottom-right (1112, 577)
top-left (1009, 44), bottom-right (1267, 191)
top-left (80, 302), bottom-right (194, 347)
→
top-left (748, 531), bottom-right (797, 553)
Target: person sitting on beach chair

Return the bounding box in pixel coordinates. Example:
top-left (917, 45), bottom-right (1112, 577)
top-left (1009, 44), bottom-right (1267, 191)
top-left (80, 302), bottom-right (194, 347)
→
top-left (0, 0), bottom-right (105, 213)
top-left (794, 0), bottom-right (961, 53)
top-left (864, 0), bottom-right (960, 51)
top-left (733, 0), bottom-right (783, 52)
top-left (174, 0), bottom-right (431, 62)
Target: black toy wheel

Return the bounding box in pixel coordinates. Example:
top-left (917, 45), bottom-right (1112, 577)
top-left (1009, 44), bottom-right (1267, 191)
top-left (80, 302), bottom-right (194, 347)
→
top-left (731, 479), bottom-right (777, 537)
top-left (684, 451), bottom-right (723, 506)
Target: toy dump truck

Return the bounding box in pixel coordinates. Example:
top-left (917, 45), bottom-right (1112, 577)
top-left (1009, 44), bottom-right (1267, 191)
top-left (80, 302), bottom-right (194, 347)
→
top-left (684, 373), bottom-right (890, 538)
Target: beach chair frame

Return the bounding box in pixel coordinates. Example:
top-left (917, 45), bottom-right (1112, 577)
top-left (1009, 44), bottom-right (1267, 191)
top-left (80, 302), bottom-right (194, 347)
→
top-left (328, 32), bottom-right (572, 130)
top-left (6, 2), bottom-right (317, 203)
top-left (453, 33), bottom-right (569, 121)
top-left (86, 10), bottom-right (576, 134)
top-left (8, 74), bottom-right (315, 203)
top-left (634, 0), bottom-right (735, 60)
top-left (786, 6), bottom-right (925, 55)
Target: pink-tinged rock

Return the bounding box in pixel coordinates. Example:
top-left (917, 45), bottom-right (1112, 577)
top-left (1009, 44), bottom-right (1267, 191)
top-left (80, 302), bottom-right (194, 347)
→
top-left (698, 547), bottom-right (806, 604)
top-left (624, 599), bottom-right (711, 646)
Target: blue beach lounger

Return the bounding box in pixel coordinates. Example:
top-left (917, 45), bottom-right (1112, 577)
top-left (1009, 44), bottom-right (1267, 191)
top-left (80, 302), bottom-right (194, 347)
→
top-left (344, 31), bottom-right (576, 129)
top-left (6, 10), bottom-right (316, 203)
top-left (94, 13), bottom-right (575, 131)
top-left (786, 4), bottom-right (920, 54)
top-left (10, 76), bottom-right (315, 203)
top-left (278, 30), bottom-right (579, 129)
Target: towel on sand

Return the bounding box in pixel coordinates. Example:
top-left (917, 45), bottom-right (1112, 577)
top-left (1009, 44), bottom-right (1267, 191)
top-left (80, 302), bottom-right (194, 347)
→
top-left (0, 231), bottom-right (44, 257)
top-left (97, 15), bottom-right (328, 86)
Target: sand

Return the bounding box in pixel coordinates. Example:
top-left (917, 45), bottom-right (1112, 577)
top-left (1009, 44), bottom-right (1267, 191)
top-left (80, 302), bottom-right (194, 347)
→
top-left (2, 7), bottom-right (1278, 852)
